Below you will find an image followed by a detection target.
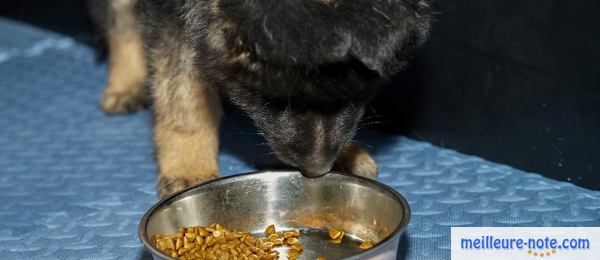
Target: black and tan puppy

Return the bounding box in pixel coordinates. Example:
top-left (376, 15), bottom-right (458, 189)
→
top-left (89, 0), bottom-right (431, 198)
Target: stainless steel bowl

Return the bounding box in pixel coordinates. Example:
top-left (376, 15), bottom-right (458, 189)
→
top-left (139, 171), bottom-right (410, 259)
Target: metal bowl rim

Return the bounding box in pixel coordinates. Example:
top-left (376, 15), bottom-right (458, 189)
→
top-left (138, 170), bottom-right (411, 259)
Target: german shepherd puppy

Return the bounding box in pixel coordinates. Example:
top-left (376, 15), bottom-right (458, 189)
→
top-left (89, 0), bottom-right (431, 198)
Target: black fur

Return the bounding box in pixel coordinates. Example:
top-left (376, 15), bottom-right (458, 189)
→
top-left (138, 0), bottom-right (431, 176)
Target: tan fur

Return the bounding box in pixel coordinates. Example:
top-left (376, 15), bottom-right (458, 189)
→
top-left (101, 0), bottom-right (147, 114)
top-left (103, 0), bottom-right (222, 198)
top-left (151, 43), bottom-right (223, 198)
top-left (334, 144), bottom-right (378, 178)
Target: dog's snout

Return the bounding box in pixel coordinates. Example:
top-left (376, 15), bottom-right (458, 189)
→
top-left (299, 162), bottom-right (333, 178)
top-left (259, 105), bottom-right (363, 179)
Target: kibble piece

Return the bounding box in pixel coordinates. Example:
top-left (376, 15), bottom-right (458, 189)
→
top-left (330, 238), bottom-right (342, 244)
top-left (317, 257), bottom-right (327, 260)
top-left (226, 232), bottom-right (242, 240)
top-left (167, 238), bottom-right (176, 250)
top-left (184, 242), bottom-right (194, 249)
top-left (176, 238), bottom-right (184, 251)
top-left (289, 229), bottom-right (300, 237)
top-left (195, 236), bottom-right (204, 245)
top-left (256, 247), bottom-right (267, 257)
top-left (212, 230), bottom-right (223, 238)
top-left (328, 229), bottom-right (342, 240)
top-left (272, 238), bottom-right (284, 246)
top-left (287, 249), bottom-right (301, 259)
top-left (262, 241), bottom-right (274, 251)
top-left (205, 235), bottom-right (214, 246)
top-left (255, 239), bottom-right (266, 251)
top-left (214, 223), bottom-right (226, 231)
top-left (290, 243), bottom-right (304, 252)
top-left (283, 229), bottom-right (300, 239)
top-left (359, 241), bottom-right (374, 250)
top-left (244, 239), bottom-right (255, 248)
top-left (156, 239), bottom-right (169, 250)
top-left (285, 237), bottom-right (300, 245)
top-left (329, 229), bottom-right (344, 244)
top-left (267, 233), bottom-right (280, 241)
top-left (198, 228), bottom-right (210, 237)
top-left (265, 224), bottom-right (276, 236)
top-left (215, 236), bottom-right (227, 245)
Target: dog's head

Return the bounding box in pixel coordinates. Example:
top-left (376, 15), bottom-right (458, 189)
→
top-left (223, 60), bottom-right (381, 177)
top-left (188, 0), bottom-right (431, 177)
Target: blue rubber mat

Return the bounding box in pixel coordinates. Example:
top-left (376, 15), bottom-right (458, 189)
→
top-left (0, 18), bottom-right (599, 260)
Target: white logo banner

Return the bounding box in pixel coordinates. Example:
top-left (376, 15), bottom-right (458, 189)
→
top-left (451, 227), bottom-right (600, 260)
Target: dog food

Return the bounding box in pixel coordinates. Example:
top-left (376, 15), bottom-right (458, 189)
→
top-left (358, 241), bottom-right (374, 250)
top-left (328, 228), bottom-right (374, 250)
top-left (153, 224), bottom-right (375, 259)
top-left (153, 223), bottom-right (302, 260)
top-left (327, 228), bottom-right (344, 244)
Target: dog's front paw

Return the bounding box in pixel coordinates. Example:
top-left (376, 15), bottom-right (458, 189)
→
top-left (334, 144), bottom-right (378, 179)
top-left (157, 174), bottom-right (218, 199)
top-left (101, 90), bottom-right (145, 115)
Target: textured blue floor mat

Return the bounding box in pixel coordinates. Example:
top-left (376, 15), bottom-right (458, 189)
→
top-left (0, 18), bottom-right (599, 260)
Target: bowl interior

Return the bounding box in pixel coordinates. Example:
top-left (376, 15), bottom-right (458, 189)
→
top-left (143, 171), bottom-right (409, 258)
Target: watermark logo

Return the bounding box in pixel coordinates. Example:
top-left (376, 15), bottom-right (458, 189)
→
top-left (451, 227), bottom-right (600, 260)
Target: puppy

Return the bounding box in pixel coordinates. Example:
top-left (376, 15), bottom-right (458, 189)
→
top-left (89, 0), bottom-right (431, 198)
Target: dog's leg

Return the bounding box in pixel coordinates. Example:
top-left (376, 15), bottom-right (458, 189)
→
top-left (334, 144), bottom-right (378, 179)
top-left (151, 43), bottom-right (222, 198)
top-left (100, 0), bottom-right (147, 114)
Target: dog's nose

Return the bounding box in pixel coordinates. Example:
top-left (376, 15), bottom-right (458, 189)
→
top-left (299, 163), bottom-right (333, 178)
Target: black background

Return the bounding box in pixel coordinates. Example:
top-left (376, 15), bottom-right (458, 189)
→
top-left (1, 0), bottom-right (598, 189)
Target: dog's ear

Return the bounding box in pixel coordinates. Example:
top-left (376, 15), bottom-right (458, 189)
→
top-left (345, 0), bottom-right (432, 75)
top-left (348, 17), bottom-right (430, 75)
top-left (348, 40), bottom-right (388, 75)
